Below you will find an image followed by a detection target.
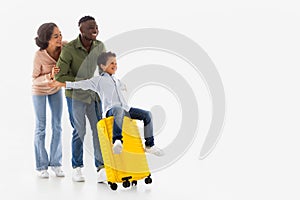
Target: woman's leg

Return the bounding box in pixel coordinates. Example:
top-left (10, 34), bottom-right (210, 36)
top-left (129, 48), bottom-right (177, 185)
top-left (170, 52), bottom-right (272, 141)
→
top-left (48, 89), bottom-right (63, 167)
top-left (32, 95), bottom-right (49, 170)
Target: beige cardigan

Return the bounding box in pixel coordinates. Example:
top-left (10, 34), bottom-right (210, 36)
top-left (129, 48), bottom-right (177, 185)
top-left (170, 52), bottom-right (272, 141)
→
top-left (32, 50), bottom-right (60, 95)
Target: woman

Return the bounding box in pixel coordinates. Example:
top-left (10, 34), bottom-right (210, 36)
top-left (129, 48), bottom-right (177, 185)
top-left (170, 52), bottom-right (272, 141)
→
top-left (32, 22), bottom-right (65, 178)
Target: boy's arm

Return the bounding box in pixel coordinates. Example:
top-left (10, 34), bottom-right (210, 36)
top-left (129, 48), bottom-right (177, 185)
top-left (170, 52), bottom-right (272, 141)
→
top-left (65, 76), bottom-right (99, 92)
top-left (48, 80), bottom-right (66, 88)
top-left (50, 76), bottom-right (100, 91)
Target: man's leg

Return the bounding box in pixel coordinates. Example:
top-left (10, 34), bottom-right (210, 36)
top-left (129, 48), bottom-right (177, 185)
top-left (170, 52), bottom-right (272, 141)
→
top-left (66, 98), bottom-right (86, 168)
top-left (86, 101), bottom-right (104, 169)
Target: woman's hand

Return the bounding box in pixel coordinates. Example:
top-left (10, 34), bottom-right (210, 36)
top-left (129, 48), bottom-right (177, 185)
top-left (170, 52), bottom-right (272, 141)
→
top-left (51, 66), bottom-right (60, 77)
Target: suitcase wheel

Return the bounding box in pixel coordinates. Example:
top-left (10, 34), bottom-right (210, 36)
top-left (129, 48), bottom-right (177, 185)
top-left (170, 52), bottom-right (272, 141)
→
top-left (145, 176), bottom-right (152, 184)
top-left (108, 182), bottom-right (118, 190)
top-left (122, 180), bottom-right (131, 188)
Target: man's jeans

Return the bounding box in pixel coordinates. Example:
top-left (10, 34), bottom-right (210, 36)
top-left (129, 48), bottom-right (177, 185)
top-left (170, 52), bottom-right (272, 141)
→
top-left (66, 97), bottom-right (104, 169)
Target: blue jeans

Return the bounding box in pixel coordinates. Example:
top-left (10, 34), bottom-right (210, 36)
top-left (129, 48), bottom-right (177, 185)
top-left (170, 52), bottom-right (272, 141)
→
top-left (106, 106), bottom-right (154, 147)
top-left (32, 90), bottom-right (63, 171)
top-left (66, 97), bottom-right (104, 169)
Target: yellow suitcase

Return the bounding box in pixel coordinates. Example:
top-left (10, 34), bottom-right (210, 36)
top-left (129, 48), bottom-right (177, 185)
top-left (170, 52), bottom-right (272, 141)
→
top-left (97, 116), bottom-right (152, 190)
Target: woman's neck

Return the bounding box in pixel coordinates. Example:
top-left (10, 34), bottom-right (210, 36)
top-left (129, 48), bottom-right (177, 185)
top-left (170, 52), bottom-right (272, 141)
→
top-left (46, 46), bottom-right (61, 61)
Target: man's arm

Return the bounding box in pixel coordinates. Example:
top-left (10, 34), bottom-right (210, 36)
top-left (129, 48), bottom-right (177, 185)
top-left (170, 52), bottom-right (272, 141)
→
top-left (55, 48), bottom-right (75, 83)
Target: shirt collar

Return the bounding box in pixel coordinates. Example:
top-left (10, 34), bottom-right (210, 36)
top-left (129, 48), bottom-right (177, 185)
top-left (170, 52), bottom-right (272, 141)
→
top-left (74, 35), bottom-right (97, 50)
top-left (100, 72), bottom-right (111, 76)
top-left (100, 72), bottom-right (116, 79)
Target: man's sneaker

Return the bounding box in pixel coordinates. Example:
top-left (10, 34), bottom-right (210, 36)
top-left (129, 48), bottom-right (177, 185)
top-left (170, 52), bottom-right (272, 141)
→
top-left (113, 140), bottom-right (123, 154)
top-left (97, 168), bottom-right (107, 183)
top-left (72, 167), bottom-right (85, 182)
top-left (51, 166), bottom-right (65, 177)
top-left (37, 170), bottom-right (49, 178)
top-left (145, 145), bottom-right (165, 156)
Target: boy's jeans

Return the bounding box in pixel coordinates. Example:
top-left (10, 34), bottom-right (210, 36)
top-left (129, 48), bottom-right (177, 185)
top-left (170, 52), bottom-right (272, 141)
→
top-left (106, 106), bottom-right (155, 147)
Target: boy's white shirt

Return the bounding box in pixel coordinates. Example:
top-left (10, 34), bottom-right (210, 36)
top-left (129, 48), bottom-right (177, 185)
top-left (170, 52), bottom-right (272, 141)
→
top-left (66, 72), bottom-right (130, 118)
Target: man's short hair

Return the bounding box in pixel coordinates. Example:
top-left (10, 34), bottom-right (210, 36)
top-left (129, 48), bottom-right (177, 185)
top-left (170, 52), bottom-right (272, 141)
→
top-left (78, 16), bottom-right (95, 27)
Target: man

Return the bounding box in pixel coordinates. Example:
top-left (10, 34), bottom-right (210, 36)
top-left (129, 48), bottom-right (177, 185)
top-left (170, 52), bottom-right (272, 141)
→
top-left (55, 16), bottom-right (106, 183)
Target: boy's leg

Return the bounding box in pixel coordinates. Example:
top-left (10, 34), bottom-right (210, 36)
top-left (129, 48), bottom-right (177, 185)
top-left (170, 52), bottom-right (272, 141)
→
top-left (95, 99), bottom-right (102, 121)
top-left (128, 107), bottom-right (154, 147)
top-left (129, 107), bottom-right (164, 156)
top-left (106, 106), bottom-right (125, 143)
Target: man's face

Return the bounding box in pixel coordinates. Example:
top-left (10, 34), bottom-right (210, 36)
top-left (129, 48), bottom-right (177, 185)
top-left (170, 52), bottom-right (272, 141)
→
top-left (80, 20), bottom-right (98, 41)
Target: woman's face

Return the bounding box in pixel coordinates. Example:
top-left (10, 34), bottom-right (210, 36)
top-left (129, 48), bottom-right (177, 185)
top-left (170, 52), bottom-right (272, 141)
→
top-left (48, 26), bottom-right (62, 48)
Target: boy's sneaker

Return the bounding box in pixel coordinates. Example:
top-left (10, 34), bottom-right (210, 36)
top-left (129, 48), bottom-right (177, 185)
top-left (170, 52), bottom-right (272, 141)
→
top-left (97, 168), bottom-right (107, 183)
top-left (37, 170), bottom-right (49, 178)
top-left (72, 167), bottom-right (85, 182)
top-left (51, 166), bottom-right (65, 177)
top-left (145, 145), bottom-right (165, 156)
top-left (113, 140), bottom-right (123, 154)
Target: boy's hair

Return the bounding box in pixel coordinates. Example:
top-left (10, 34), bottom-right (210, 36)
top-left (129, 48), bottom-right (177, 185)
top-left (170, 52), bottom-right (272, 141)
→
top-left (97, 51), bottom-right (116, 66)
top-left (78, 15), bottom-right (95, 27)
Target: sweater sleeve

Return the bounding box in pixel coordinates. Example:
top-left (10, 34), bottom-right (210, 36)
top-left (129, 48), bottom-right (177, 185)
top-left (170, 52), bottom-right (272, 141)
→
top-left (32, 52), bottom-right (51, 83)
top-left (32, 53), bottom-right (42, 78)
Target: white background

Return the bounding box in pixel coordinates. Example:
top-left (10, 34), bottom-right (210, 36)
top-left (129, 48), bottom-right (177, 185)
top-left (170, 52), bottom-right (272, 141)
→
top-left (1, 0), bottom-right (300, 199)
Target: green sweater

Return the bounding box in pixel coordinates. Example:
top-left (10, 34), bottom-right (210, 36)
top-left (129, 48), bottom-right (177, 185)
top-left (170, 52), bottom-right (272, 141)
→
top-left (55, 35), bottom-right (106, 103)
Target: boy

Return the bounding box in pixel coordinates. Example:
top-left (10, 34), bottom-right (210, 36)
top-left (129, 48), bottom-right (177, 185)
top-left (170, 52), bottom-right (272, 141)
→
top-left (50, 52), bottom-right (164, 156)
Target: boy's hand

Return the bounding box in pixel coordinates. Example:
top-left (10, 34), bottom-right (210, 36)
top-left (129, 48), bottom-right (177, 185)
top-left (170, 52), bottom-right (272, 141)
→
top-left (48, 80), bottom-right (65, 88)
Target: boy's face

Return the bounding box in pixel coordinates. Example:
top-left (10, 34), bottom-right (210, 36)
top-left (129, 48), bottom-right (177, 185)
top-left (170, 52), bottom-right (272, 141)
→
top-left (102, 56), bottom-right (117, 75)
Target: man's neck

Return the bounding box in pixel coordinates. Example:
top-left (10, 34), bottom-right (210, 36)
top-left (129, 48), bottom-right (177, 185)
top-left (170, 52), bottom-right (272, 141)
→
top-left (79, 35), bottom-right (93, 52)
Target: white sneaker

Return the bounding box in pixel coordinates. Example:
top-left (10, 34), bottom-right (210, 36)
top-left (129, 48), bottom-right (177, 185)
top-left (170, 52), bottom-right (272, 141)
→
top-left (145, 145), bottom-right (165, 156)
top-left (51, 166), bottom-right (65, 177)
top-left (72, 167), bottom-right (85, 182)
top-left (97, 168), bottom-right (107, 183)
top-left (37, 170), bottom-right (49, 178)
top-left (113, 140), bottom-right (123, 154)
